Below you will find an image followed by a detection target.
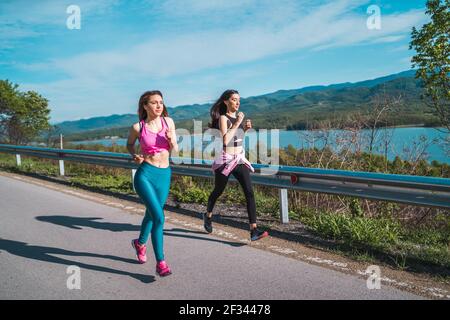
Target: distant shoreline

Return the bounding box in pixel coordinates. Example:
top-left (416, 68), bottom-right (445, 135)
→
top-left (60, 124), bottom-right (446, 142)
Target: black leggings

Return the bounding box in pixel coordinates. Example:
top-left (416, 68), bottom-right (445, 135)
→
top-left (207, 164), bottom-right (257, 224)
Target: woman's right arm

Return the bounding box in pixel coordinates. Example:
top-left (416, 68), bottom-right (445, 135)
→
top-left (127, 123), bottom-right (143, 163)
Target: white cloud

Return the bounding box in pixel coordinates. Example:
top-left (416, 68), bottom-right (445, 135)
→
top-left (160, 0), bottom-right (256, 13)
top-left (24, 1), bottom-right (425, 81)
top-left (0, 0), bottom-right (119, 25)
top-left (389, 45), bottom-right (410, 53)
top-left (0, 26), bottom-right (42, 40)
top-left (371, 35), bottom-right (406, 44)
top-left (0, 0), bottom-right (119, 46)
top-left (20, 77), bottom-right (137, 122)
top-left (311, 9), bottom-right (425, 51)
top-left (399, 56), bottom-right (413, 66)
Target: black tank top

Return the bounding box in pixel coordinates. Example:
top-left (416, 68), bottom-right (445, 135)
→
top-left (223, 114), bottom-right (245, 148)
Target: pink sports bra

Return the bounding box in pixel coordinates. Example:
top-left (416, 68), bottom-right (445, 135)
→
top-left (139, 117), bottom-right (171, 155)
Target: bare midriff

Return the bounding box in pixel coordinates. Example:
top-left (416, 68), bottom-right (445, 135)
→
top-left (142, 150), bottom-right (170, 168)
top-left (223, 145), bottom-right (243, 155)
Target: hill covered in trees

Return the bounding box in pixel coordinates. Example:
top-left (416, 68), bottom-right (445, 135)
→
top-left (54, 70), bottom-right (439, 141)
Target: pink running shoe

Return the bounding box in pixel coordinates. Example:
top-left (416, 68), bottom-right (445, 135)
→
top-left (156, 261), bottom-right (172, 277)
top-left (131, 239), bottom-right (147, 264)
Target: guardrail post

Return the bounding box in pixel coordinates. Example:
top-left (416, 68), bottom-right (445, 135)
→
top-left (16, 154), bottom-right (21, 166)
top-left (131, 169), bottom-right (137, 192)
top-left (59, 159), bottom-right (65, 176)
top-left (279, 188), bottom-right (289, 224)
top-left (59, 134), bottom-right (65, 176)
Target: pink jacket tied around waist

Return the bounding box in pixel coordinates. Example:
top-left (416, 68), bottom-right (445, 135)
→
top-left (212, 150), bottom-right (255, 176)
top-left (139, 117), bottom-right (171, 155)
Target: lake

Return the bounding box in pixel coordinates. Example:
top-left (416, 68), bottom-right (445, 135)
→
top-left (70, 127), bottom-right (449, 164)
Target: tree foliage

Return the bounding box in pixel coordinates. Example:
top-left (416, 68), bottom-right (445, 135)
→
top-left (0, 80), bottom-right (51, 144)
top-left (410, 0), bottom-right (450, 131)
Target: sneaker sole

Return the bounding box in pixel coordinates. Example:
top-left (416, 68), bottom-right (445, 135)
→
top-left (204, 224), bottom-right (213, 234)
top-left (131, 240), bottom-right (147, 264)
top-left (251, 231), bottom-right (269, 241)
top-left (157, 270), bottom-right (172, 277)
top-left (203, 215), bottom-right (213, 234)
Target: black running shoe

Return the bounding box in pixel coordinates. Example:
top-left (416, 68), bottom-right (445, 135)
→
top-left (250, 228), bottom-right (268, 241)
top-left (203, 213), bottom-right (213, 233)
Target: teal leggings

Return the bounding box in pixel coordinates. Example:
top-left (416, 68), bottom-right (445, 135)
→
top-left (134, 162), bottom-right (171, 262)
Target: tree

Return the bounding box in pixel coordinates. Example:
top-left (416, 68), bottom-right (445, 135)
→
top-left (0, 80), bottom-right (51, 145)
top-left (0, 80), bottom-right (20, 142)
top-left (356, 90), bottom-right (402, 171)
top-left (44, 124), bottom-right (63, 148)
top-left (410, 0), bottom-right (450, 132)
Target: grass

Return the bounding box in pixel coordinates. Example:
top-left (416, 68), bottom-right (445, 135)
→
top-left (69, 174), bottom-right (134, 194)
top-left (0, 154), bottom-right (134, 195)
top-left (298, 210), bottom-right (450, 272)
top-left (299, 212), bottom-right (403, 247)
top-left (171, 179), bottom-right (210, 205)
top-left (170, 175), bottom-right (280, 217)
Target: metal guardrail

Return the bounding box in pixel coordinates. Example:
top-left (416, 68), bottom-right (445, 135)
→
top-left (0, 144), bottom-right (449, 223)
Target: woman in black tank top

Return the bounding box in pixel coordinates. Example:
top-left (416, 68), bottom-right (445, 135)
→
top-left (205, 89), bottom-right (269, 242)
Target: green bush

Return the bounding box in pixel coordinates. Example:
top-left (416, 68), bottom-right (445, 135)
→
top-left (349, 198), bottom-right (364, 218)
top-left (403, 226), bottom-right (450, 247)
top-left (300, 212), bottom-right (402, 247)
top-left (70, 174), bottom-right (133, 194)
top-left (254, 190), bottom-right (279, 216)
top-left (172, 186), bottom-right (209, 205)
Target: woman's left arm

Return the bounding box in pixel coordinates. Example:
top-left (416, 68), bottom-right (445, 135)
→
top-left (166, 117), bottom-right (179, 153)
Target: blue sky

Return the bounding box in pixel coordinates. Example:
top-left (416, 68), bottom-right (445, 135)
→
top-left (0, 0), bottom-right (428, 123)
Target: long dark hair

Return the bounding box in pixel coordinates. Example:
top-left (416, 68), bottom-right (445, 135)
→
top-left (138, 90), bottom-right (169, 121)
top-left (209, 89), bottom-right (239, 129)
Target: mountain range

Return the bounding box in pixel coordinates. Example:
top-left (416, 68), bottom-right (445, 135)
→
top-left (54, 69), bottom-right (438, 141)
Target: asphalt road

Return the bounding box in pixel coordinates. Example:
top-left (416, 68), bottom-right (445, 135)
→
top-left (0, 175), bottom-right (423, 300)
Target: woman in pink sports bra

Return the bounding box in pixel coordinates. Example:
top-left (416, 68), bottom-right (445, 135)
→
top-left (126, 90), bottom-right (178, 277)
